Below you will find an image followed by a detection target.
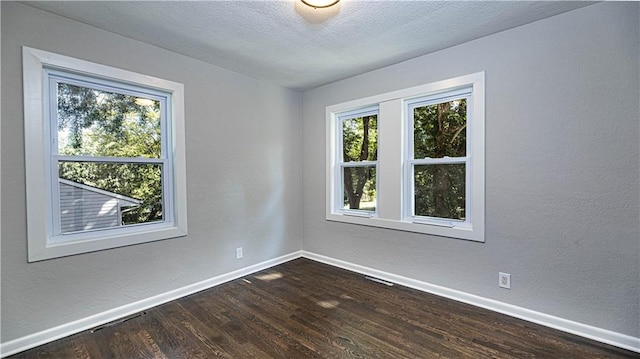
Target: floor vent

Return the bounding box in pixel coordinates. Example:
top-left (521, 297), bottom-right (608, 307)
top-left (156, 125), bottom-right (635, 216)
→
top-left (365, 276), bottom-right (394, 286)
top-left (90, 311), bottom-right (147, 333)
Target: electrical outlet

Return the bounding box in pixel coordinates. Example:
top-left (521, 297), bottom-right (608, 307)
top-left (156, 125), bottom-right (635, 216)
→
top-left (499, 272), bottom-right (511, 289)
top-left (236, 247), bottom-right (243, 259)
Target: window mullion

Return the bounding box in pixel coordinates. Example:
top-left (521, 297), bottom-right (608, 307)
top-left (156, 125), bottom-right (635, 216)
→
top-left (410, 157), bottom-right (468, 166)
top-left (54, 155), bottom-right (165, 164)
top-left (339, 161), bottom-right (378, 167)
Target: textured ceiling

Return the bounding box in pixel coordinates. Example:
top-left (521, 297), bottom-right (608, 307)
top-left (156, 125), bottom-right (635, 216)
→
top-left (25, 1), bottom-right (593, 91)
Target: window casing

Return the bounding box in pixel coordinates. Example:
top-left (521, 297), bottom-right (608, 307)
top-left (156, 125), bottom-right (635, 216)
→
top-left (23, 47), bottom-right (188, 261)
top-left (326, 72), bottom-right (484, 241)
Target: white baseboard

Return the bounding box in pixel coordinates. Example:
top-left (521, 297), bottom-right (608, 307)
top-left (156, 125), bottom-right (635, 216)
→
top-left (3, 250), bottom-right (638, 357)
top-left (0, 251), bottom-right (303, 358)
top-left (301, 251), bottom-right (640, 353)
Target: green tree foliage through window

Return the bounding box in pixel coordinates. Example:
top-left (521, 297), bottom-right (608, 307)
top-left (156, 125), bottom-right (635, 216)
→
top-left (56, 83), bottom-right (163, 225)
top-left (413, 99), bottom-right (467, 220)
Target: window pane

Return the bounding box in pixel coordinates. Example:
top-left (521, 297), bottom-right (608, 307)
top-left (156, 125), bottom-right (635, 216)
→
top-left (342, 115), bottom-right (378, 162)
top-left (414, 164), bottom-right (465, 220)
top-left (343, 166), bottom-right (376, 211)
top-left (413, 99), bottom-right (466, 159)
top-left (58, 161), bottom-right (163, 233)
top-left (57, 83), bottom-right (161, 158)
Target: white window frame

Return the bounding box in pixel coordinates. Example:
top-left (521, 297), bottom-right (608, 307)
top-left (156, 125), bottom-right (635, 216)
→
top-left (405, 87), bottom-right (473, 228)
top-left (326, 72), bottom-right (484, 242)
top-left (23, 46), bottom-right (188, 261)
top-left (335, 106), bottom-right (379, 218)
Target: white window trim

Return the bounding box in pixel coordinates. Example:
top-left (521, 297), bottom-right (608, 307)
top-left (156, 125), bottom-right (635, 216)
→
top-left (326, 72), bottom-right (485, 242)
top-left (23, 46), bottom-right (188, 261)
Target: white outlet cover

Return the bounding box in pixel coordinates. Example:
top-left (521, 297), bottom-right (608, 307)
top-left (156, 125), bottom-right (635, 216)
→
top-left (499, 272), bottom-right (511, 289)
top-left (236, 247), bottom-right (243, 259)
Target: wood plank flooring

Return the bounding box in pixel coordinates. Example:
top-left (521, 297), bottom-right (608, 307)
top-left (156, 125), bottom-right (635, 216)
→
top-left (9, 258), bottom-right (638, 358)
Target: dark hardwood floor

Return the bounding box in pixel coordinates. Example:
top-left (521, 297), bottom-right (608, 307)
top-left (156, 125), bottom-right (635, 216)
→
top-left (10, 258), bottom-right (638, 358)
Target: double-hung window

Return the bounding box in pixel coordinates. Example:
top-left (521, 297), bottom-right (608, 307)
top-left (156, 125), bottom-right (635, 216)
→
top-left (406, 88), bottom-right (471, 228)
top-left (337, 107), bottom-right (379, 216)
top-left (23, 47), bottom-right (188, 261)
top-left (326, 72), bottom-right (484, 241)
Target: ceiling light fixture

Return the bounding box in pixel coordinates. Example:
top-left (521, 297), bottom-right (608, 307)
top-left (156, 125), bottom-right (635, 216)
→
top-left (300, 0), bottom-right (340, 9)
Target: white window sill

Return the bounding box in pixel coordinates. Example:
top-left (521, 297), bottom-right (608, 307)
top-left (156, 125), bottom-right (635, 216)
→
top-left (342, 210), bottom-right (375, 218)
top-left (326, 212), bottom-right (484, 242)
top-left (29, 225), bottom-right (188, 262)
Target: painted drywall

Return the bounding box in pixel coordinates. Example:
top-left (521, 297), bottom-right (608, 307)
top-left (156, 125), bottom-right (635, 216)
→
top-left (1, 2), bottom-right (302, 342)
top-left (302, 2), bottom-right (640, 338)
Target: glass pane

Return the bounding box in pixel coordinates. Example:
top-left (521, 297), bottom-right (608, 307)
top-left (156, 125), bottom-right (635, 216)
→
top-left (342, 166), bottom-right (376, 211)
top-left (58, 161), bottom-right (163, 233)
top-left (413, 99), bottom-right (466, 159)
top-left (342, 114), bottom-right (378, 162)
top-left (57, 83), bottom-right (161, 158)
top-left (414, 164), bottom-right (465, 220)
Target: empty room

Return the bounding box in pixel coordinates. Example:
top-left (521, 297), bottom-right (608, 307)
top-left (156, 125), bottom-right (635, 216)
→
top-left (1, 1), bottom-right (639, 358)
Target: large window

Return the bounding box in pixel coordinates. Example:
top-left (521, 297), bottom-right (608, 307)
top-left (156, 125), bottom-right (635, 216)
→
top-left (326, 73), bottom-right (484, 241)
top-left (23, 47), bottom-right (187, 261)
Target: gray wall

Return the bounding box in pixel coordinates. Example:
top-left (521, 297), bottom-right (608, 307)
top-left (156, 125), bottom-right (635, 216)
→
top-left (1, 2), bottom-right (302, 342)
top-left (302, 2), bottom-right (639, 337)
